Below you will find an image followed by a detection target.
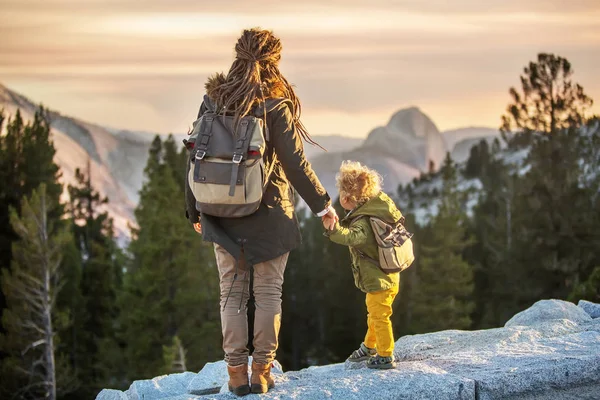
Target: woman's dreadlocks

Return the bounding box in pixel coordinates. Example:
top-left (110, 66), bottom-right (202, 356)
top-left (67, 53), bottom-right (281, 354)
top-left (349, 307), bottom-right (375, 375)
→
top-left (207, 28), bottom-right (322, 148)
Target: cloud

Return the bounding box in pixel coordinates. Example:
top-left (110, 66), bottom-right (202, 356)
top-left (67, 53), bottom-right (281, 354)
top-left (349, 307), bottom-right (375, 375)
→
top-left (3, 0), bottom-right (599, 14)
top-left (0, 0), bottom-right (598, 135)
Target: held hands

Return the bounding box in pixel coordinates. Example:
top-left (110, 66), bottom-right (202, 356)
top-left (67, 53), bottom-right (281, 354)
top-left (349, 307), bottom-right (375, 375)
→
top-left (193, 222), bottom-right (202, 234)
top-left (321, 206), bottom-right (339, 231)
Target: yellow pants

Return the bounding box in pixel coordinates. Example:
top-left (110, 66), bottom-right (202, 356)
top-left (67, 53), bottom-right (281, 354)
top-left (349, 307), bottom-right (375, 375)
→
top-left (364, 285), bottom-right (399, 357)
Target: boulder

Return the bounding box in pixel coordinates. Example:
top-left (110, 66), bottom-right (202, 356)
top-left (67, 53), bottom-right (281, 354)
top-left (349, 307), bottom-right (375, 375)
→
top-left (445, 331), bottom-right (600, 399)
top-left (505, 299), bottom-right (592, 327)
top-left (579, 299), bottom-right (600, 319)
top-left (126, 371), bottom-right (196, 400)
top-left (96, 299), bottom-right (600, 400)
top-left (95, 389), bottom-right (128, 400)
top-left (186, 361), bottom-right (228, 396)
top-left (394, 301), bottom-right (600, 400)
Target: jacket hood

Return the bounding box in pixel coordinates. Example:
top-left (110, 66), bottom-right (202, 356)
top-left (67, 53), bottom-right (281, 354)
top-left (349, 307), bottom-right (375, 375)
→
top-left (346, 192), bottom-right (402, 223)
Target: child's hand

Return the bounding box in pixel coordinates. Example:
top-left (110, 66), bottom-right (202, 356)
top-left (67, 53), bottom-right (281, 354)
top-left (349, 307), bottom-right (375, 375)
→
top-left (321, 207), bottom-right (338, 231)
top-left (193, 222), bottom-right (202, 234)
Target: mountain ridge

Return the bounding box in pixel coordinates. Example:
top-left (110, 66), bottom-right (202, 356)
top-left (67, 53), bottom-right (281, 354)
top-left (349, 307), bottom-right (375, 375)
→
top-left (0, 83), bottom-right (499, 242)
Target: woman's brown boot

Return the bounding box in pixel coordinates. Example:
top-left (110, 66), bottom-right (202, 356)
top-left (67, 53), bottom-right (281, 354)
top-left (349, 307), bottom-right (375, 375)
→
top-left (250, 361), bottom-right (275, 394)
top-left (227, 363), bottom-right (250, 396)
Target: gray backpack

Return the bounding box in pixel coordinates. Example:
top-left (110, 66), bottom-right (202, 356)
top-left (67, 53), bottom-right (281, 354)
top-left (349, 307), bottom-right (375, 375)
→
top-left (184, 95), bottom-right (291, 218)
top-left (352, 215), bottom-right (415, 274)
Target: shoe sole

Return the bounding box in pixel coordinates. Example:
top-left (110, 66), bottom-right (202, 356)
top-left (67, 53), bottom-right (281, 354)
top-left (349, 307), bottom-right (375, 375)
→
top-left (229, 384), bottom-right (251, 396)
top-left (251, 383), bottom-right (274, 394)
top-left (367, 362), bottom-right (397, 370)
top-left (347, 356), bottom-right (373, 362)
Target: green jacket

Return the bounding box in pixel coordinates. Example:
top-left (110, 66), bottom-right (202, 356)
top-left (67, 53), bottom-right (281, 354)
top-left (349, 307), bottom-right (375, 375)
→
top-left (327, 192), bottom-right (401, 293)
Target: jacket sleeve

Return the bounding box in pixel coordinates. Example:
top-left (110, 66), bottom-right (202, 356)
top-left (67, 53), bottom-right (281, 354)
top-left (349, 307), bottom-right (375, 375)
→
top-left (185, 155), bottom-right (201, 224)
top-left (270, 103), bottom-right (331, 214)
top-left (326, 219), bottom-right (369, 247)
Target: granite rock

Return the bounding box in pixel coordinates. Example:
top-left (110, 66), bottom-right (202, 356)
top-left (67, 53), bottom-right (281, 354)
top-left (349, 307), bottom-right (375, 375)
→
top-left (579, 299), bottom-right (600, 319)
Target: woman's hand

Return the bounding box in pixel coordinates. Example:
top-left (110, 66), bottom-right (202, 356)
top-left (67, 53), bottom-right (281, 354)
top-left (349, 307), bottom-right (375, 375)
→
top-left (193, 222), bottom-right (202, 234)
top-left (321, 207), bottom-right (338, 230)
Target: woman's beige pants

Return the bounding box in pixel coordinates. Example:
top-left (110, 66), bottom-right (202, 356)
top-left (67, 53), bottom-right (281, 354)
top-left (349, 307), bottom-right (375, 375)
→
top-left (214, 244), bottom-right (289, 366)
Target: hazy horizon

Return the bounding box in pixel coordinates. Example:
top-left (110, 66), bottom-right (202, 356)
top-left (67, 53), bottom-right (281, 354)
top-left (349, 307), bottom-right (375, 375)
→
top-left (1, 0), bottom-right (599, 138)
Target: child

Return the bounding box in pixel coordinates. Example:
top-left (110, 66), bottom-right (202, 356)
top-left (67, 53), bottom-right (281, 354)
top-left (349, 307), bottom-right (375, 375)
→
top-left (324, 161), bottom-right (402, 369)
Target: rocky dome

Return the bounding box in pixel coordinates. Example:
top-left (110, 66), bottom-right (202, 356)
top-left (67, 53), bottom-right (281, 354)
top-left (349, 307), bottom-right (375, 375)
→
top-left (363, 107), bottom-right (446, 171)
top-left (97, 299), bottom-right (600, 400)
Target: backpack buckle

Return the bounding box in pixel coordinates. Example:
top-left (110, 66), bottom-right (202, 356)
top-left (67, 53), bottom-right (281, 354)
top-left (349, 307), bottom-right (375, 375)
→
top-left (232, 154), bottom-right (243, 164)
top-left (195, 150), bottom-right (206, 160)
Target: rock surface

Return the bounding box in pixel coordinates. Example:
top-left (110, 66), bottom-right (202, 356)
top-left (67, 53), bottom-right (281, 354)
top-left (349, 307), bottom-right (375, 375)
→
top-left (96, 299), bottom-right (600, 400)
top-left (187, 357), bottom-right (283, 395)
top-left (125, 371), bottom-right (196, 400)
top-left (579, 299), bottom-right (600, 319)
top-left (95, 389), bottom-right (128, 400)
top-left (505, 299), bottom-right (593, 327)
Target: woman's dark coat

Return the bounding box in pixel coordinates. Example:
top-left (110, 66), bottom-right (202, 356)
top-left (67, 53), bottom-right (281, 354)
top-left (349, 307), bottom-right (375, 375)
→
top-left (185, 97), bottom-right (331, 265)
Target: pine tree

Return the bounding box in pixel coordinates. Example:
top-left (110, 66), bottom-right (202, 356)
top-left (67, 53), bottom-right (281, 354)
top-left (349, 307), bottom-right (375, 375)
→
top-left (510, 125), bottom-right (599, 304)
top-left (54, 235), bottom-right (84, 398)
top-left (390, 211), bottom-right (421, 337)
top-left (162, 135), bottom-right (187, 186)
top-left (162, 336), bottom-right (187, 373)
top-left (0, 109), bottom-right (67, 398)
top-left (0, 109), bottom-right (62, 324)
top-left (501, 53), bottom-right (593, 142)
top-left (569, 266), bottom-right (600, 304)
top-left (0, 185), bottom-right (71, 400)
top-left (466, 148), bottom-right (523, 328)
top-left (474, 54), bottom-right (600, 323)
top-left (121, 136), bottom-right (220, 380)
top-left (410, 154), bottom-right (475, 333)
top-left (66, 163), bottom-right (123, 396)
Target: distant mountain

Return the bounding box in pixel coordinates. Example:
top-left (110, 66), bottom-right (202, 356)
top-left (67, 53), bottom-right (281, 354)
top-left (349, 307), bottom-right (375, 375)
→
top-left (1, 84), bottom-right (499, 240)
top-left (302, 134), bottom-right (363, 160)
top-left (310, 107), bottom-right (447, 197)
top-left (442, 127), bottom-right (500, 151)
top-left (0, 83), bottom-right (164, 244)
top-left (451, 136), bottom-right (500, 164)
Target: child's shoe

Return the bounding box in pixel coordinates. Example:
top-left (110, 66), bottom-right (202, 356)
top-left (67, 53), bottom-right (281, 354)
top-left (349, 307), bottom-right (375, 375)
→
top-left (347, 343), bottom-right (377, 362)
top-left (366, 354), bottom-right (396, 369)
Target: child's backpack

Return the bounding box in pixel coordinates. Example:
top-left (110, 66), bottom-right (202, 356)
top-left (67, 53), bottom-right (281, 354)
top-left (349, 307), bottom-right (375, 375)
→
top-left (352, 216), bottom-right (414, 274)
top-left (184, 95), bottom-right (291, 218)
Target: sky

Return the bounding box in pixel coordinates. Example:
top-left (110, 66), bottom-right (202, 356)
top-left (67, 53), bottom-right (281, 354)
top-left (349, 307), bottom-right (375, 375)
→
top-left (1, 0), bottom-right (599, 138)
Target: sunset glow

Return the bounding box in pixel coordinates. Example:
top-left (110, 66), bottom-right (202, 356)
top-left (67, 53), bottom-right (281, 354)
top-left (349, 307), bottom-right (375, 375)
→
top-left (1, 0), bottom-right (598, 137)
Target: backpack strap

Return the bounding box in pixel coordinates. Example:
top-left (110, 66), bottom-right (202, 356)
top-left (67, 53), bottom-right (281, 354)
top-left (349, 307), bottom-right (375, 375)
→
top-left (349, 214), bottom-right (366, 226)
top-left (354, 247), bottom-right (380, 267)
top-left (193, 114), bottom-right (214, 165)
top-left (228, 118), bottom-right (252, 196)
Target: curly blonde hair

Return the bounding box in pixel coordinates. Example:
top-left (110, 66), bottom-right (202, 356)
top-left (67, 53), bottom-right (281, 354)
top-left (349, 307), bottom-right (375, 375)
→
top-left (336, 161), bottom-right (382, 205)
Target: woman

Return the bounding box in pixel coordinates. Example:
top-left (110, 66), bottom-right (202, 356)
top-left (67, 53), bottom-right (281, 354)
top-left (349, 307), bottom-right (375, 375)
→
top-left (185, 28), bottom-right (338, 396)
